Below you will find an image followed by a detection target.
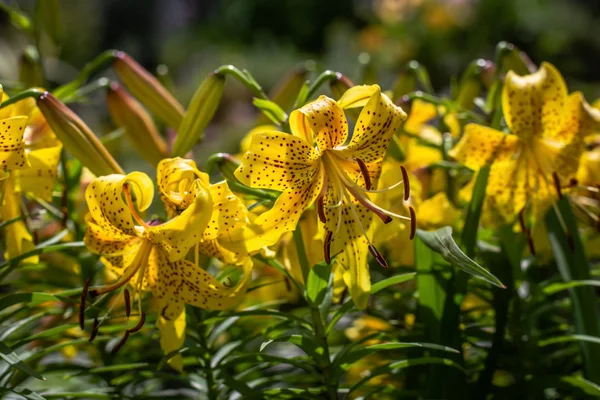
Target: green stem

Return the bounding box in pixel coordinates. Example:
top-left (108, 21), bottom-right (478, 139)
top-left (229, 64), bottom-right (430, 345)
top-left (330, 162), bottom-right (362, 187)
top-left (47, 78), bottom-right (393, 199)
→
top-left (196, 311), bottom-right (219, 400)
top-left (53, 50), bottom-right (118, 99)
top-left (62, 77), bottom-right (113, 105)
top-left (0, 89), bottom-right (45, 109)
top-left (214, 65), bottom-right (268, 100)
top-left (301, 70), bottom-right (343, 106)
top-left (293, 228), bottom-right (311, 284)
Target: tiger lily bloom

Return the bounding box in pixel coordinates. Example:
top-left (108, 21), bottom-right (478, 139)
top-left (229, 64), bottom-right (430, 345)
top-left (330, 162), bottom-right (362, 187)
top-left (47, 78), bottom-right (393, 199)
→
top-left (450, 62), bottom-right (600, 226)
top-left (82, 168), bottom-right (251, 369)
top-left (0, 88), bottom-right (63, 262)
top-left (234, 85), bottom-right (411, 308)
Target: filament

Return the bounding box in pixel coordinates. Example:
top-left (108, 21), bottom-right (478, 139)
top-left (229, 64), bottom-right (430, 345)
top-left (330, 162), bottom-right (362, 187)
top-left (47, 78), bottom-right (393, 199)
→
top-left (123, 183), bottom-right (150, 229)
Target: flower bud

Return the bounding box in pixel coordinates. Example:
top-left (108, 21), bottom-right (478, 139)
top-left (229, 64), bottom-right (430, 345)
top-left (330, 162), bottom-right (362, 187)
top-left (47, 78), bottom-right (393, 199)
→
top-left (106, 83), bottom-right (167, 166)
top-left (113, 51), bottom-right (185, 129)
top-left (171, 72), bottom-right (225, 157)
top-left (456, 59), bottom-right (493, 110)
top-left (256, 66), bottom-right (308, 125)
top-left (37, 92), bottom-right (124, 176)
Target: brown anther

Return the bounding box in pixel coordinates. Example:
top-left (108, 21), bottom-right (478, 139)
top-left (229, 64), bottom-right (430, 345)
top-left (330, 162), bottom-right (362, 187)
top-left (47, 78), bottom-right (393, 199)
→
top-left (408, 206), bottom-right (417, 240)
top-left (317, 195), bottom-right (326, 224)
top-left (80, 277), bottom-right (92, 330)
top-left (123, 289), bottom-right (131, 317)
top-left (525, 231), bottom-right (536, 256)
top-left (127, 311), bottom-right (146, 334)
top-left (356, 158), bottom-right (372, 190)
top-left (223, 277), bottom-right (233, 288)
top-left (569, 178), bottom-right (579, 187)
top-left (401, 165), bottom-right (410, 201)
top-left (368, 244), bottom-right (388, 269)
top-left (161, 306), bottom-right (171, 321)
top-left (88, 318), bottom-right (100, 342)
top-left (89, 289), bottom-right (99, 298)
top-left (552, 172), bottom-right (563, 199)
top-left (324, 230), bottom-right (333, 264)
top-left (111, 331), bottom-right (130, 354)
top-left (61, 184), bottom-right (69, 227)
top-left (284, 277), bottom-right (291, 292)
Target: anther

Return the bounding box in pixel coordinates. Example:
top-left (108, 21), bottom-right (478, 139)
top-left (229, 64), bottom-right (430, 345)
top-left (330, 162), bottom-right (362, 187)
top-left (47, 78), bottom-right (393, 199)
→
top-left (161, 306), bottom-right (171, 321)
top-left (284, 277), bottom-right (291, 292)
top-left (88, 318), bottom-right (100, 342)
top-left (356, 158), bottom-right (372, 190)
top-left (401, 165), bottom-right (410, 201)
top-left (409, 206), bottom-right (416, 240)
top-left (111, 331), bottom-right (130, 354)
top-left (324, 230), bottom-right (333, 264)
top-left (552, 172), bottom-right (563, 199)
top-left (368, 244), bottom-right (388, 269)
top-left (518, 209), bottom-right (527, 233)
top-left (223, 277), bottom-right (233, 288)
top-left (80, 277), bottom-right (92, 330)
top-left (127, 311), bottom-right (146, 334)
top-left (124, 289), bottom-right (131, 317)
top-left (317, 195), bottom-right (326, 223)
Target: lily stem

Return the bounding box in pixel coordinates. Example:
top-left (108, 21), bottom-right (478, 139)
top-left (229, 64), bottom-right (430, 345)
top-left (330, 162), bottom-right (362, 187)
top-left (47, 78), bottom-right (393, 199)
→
top-left (197, 311), bottom-right (219, 400)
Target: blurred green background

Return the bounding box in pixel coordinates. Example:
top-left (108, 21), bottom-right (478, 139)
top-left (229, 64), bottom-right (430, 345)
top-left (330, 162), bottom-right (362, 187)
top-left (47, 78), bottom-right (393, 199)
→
top-left (1, 0), bottom-right (600, 171)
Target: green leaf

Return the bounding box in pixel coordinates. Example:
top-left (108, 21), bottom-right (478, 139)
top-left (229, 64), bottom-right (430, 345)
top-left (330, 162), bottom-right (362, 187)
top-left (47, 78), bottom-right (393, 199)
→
top-left (543, 280), bottom-right (600, 295)
top-left (0, 241), bottom-right (85, 270)
top-left (348, 356), bottom-right (465, 395)
top-left (8, 387), bottom-right (46, 400)
top-left (371, 272), bottom-right (416, 294)
top-left (253, 98), bottom-right (288, 125)
top-left (539, 334), bottom-right (600, 347)
top-left (561, 375), bottom-right (600, 396)
top-left (259, 334), bottom-right (322, 359)
top-left (416, 227), bottom-right (504, 288)
top-left (35, 0), bottom-right (62, 43)
top-left (306, 261), bottom-right (331, 304)
top-left (546, 198), bottom-right (600, 384)
top-left (0, 292), bottom-right (65, 310)
top-left (0, 3), bottom-right (33, 33)
top-left (0, 340), bottom-right (46, 381)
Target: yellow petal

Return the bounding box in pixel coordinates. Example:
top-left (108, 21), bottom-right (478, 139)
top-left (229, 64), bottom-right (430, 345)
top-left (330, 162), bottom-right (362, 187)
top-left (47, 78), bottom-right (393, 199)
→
top-left (418, 192), bottom-right (461, 230)
top-left (84, 214), bottom-right (140, 256)
top-left (239, 124), bottom-right (278, 154)
top-left (13, 144), bottom-right (62, 201)
top-left (449, 123), bottom-right (520, 170)
top-left (148, 179), bottom-right (212, 262)
top-left (157, 157), bottom-right (210, 218)
top-left (234, 131), bottom-right (321, 191)
top-left (0, 116), bottom-right (29, 170)
top-left (337, 85), bottom-right (379, 109)
top-left (204, 181), bottom-right (248, 241)
top-left (157, 307), bottom-right (186, 372)
top-left (338, 85), bottom-right (407, 163)
top-left (157, 255), bottom-right (253, 319)
top-left (502, 62), bottom-right (568, 140)
top-left (1, 181), bottom-right (37, 263)
top-left (403, 99), bottom-right (438, 135)
top-left (86, 172), bottom-right (154, 237)
top-left (289, 96), bottom-right (349, 152)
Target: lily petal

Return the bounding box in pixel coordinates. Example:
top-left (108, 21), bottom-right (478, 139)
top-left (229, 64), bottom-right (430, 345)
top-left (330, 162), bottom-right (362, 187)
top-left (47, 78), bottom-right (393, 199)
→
top-left (157, 307), bottom-right (186, 372)
top-left (13, 144), bottom-right (62, 201)
top-left (0, 116), bottom-right (29, 170)
top-left (290, 96), bottom-right (348, 151)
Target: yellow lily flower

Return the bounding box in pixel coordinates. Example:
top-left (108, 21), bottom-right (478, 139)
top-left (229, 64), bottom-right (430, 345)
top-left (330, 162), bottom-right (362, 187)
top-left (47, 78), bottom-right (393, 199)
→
top-left (82, 168), bottom-right (251, 370)
top-left (450, 62), bottom-right (600, 226)
top-left (0, 88), bottom-right (63, 262)
top-left (233, 85), bottom-right (409, 308)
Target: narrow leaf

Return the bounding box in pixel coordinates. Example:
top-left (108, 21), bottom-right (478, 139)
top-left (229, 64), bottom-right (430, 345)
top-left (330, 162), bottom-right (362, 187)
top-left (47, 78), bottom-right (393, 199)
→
top-left (0, 340), bottom-right (46, 380)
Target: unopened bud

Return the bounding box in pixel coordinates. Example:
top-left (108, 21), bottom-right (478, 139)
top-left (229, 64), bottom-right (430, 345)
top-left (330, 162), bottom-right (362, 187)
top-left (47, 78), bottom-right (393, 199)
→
top-left (37, 92), bottom-right (124, 176)
top-left (171, 72), bottom-right (225, 157)
top-left (457, 59), bottom-right (493, 110)
top-left (113, 51), bottom-right (185, 129)
top-left (106, 83), bottom-right (167, 166)
top-left (205, 152), bottom-right (240, 182)
top-left (256, 66), bottom-right (309, 125)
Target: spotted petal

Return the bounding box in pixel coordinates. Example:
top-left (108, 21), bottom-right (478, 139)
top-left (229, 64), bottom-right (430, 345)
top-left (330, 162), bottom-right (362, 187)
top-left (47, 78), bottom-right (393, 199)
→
top-left (449, 123), bottom-right (520, 170)
top-left (86, 172), bottom-right (154, 237)
top-left (502, 62), bottom-right (568, 141)
top-left (1, 181), bottom-right (37, 263)
top-left (13, 144), bottom-right (62, 201)
top-left (337, 85), bottom-right (407, 163)
top-left (290, 96), bottom-right (348, 151)
top-left (235, 131), bottom-right (321, 192)
top-left (0, 116), bottom-right (29, 171)
top-left (157, 157), bottom-right (209, 218)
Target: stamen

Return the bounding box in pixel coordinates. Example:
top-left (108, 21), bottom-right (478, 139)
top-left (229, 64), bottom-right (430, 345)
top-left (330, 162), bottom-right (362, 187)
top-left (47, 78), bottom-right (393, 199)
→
top-left (518, 209), bottom-right (527, 233)
top-left (127, 311), bottom-right (146, 333)
top-left (324, 230), bottom-right (333, 264)
top-left (401, 166), bottom-right (410, 201)
top-left (111, 331), bottom-right (130, 354)
top-left (223, 277), bottom-right (233, 288)
top-left (355, 158), bottom-right (372, 190)
top-left (88, 318), bottom-right (100, 342)
top-left (526, 233), bottom-right (536, 256)
top-left (409, 206), bottom-right (416, 240)
top-left (161, 306), bottom-right (171, 321)
top-left (123, 183), bottom-right (150, 229)
top-left (317, 195), bottom-right (326, 223)
top-left (368, 244), bottom-right (388, 269)
top-left (80, 277), bottom-right (92, 330)
top-left (124, 289), bottom-right (131, 317)
top-left (552, 172), bottom-right (563, 199)
top-left (284, 277), bottom-right (291, 292)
